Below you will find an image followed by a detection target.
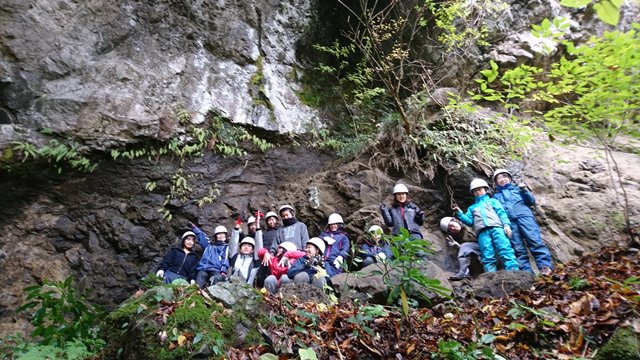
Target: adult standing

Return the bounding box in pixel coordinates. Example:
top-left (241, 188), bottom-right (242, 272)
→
top-left (379, 183), bottom-right (425, 239)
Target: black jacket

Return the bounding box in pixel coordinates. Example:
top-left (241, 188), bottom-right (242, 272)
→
top-left (158, 247), bottom-right (199, 281)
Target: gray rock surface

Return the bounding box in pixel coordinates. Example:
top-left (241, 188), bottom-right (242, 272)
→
top-left (0, 0), bottom-right (319, 150)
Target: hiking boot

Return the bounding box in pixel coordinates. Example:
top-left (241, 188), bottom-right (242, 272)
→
top-left (539, 267), bottom-right (552, 276)
top-left (449, 272), bottom-right (471, 281)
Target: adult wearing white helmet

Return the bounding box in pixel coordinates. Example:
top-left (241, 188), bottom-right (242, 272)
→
top-left (319, 213), bottom-right (350, 277)
top-left (271, 204), bottom-right (309, 254)
top-left (453, 179), bottom-right (518, 273)
top-left (191, 222), bottom-right (231, 288)
top-left (379, 183), bottom-right (425, 239)
top-left (229, 211), bottom-right (265, 285)
top-left (492, 169), bottom-right (554, 275)
top-left (155, 230), bottom-right (199, 284)
top-left (439, 217), bottom-right (481, 281)
top-left (358, 225), bottom-right (392, 267)
top-left (288, 237), bottom-right (329, 289)
top-left (258, 241), bottom-right (306, 294)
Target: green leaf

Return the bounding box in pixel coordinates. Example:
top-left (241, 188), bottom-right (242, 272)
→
top-left (559, 0), bottom-right (592, 7)
top-left (298, 348), bottom-right (319, 360)
top-left (480, 333), bottom-right (496, 344)
top-left (594, 1), bottom-right (620, 25)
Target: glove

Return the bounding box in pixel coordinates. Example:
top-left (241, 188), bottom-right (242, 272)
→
top-left (518, 183), bottom-right (526, 190)
top-left (379, 203), bottom-right (387, 210)
top-left (375, 252), bottom-right (387, 262)
top-left (278, 256), bottom-right (290, 267)
top-left (333, 256), bottom-right (344, 269)
top-left (324, 236), bottom-right (336, 245)
top-left (235, 216), bottom-right (242, 228)
top-left (155, 270), bottom-right (164, 278)
top-left (446, 235), bottom-right (460, 248)
top-left (504, 226), bottom-right (512, 238)
top-left (255, 211), bottom-right (265, 218)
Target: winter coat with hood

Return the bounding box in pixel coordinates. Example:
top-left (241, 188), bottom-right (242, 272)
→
top-left (319, 228), bottom-right (350, 277)
top-left (493, 183), bottom-right (536, 220)
top-left (359, 239), bottom-right (392, 260)
top-left (193, 225), bottom-right (230, 274)
top-left (157, 246), bottom-right (199, 281)
top-left (456, 194), bottom-right (511, 234)
top-left (380, 201), bottom-right (425, 238)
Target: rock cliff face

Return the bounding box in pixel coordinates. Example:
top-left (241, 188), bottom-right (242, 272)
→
top-left (0, 0), bottom-right (638, 341)
top-left (0, 0), bottom-right (319, 150)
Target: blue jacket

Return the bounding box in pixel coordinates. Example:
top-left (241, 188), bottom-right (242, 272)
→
top-left (288, 255), bottom-right (324, 280)
top-left (493, 183), bottom-right (536, 220)
top-left (319, 228), bottom-right (350, 277)
top-left (193, 226), bottom-right (230, 274)
top-left (359, 240), bottom-right (392, 259)
top-left (380, 201), bottom-right (424, 237)
top-left (456, 194), bottom-right (511, 234)
top-left (158, 247), bottom-right (199, 281)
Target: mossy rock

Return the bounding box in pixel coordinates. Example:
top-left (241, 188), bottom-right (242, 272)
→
top-left (594, 326), bottom-right (640, 360)
top-left (98, 282), bottom-right (269, 359)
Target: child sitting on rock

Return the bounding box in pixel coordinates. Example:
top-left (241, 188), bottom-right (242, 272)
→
top-left (357, 225), bottom-right (392, 267)
top-left (258, 241), bottom-right (305, 294)
top-left (439, 217), bottom-right (481, 280)
top-left (319, 213), bottom-right (350, 277)
top-left (453, 179), bottom-right (519, 273)
top-left (192, 223), bottom-right (230, 288)
top-left (288, 237), bottom-right (329, 289)
top-left (229, 212), bottom-right (264, 285)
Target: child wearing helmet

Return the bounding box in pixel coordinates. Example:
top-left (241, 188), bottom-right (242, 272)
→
top-left (229, 212), bottom-right (265, 285)
top-left (258, 241), bottom-right (306, 294)
top-left (379, 183), bottom-right (425, 239)
top-left (439, 217), bottom-right (481, 280)
top-left (357, 225), bottom-right (392, 267)
top-left (191, 222), bottom-right (231, 288)
top-left (492, 169), bottom-right (554, 275)
top-left (453, 179), bottom-right (519, 273)
top-left (288, 237), bottom-right (329, 289)
top-left (319, 213), bottom-right (350, 277)
top-left (155, 230), bottom-right (200, 284)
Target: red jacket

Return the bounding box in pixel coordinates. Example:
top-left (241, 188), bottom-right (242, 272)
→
top-left (258, 248), bottom-right (305, 280)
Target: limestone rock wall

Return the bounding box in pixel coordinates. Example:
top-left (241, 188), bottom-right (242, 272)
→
top-left (0, 0), bottom-right (319, 150)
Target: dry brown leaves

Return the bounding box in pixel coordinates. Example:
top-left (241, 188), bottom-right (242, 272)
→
top-left (230, 246), bottom-right (638, 359)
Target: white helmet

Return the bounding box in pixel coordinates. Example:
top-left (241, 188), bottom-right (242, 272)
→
top-left (368, 225), bottom-right (383, 236)
top-left (492, 168), bottom-right (512, 181)
top-left (214, 225), bottom-right (228, 235)
top-left (469, 178), bottom-right (489, 193)
top-left (439, 217), bottom-right (454, 232)
top-left (279, 241), bottom-right (297, 253)
top-left (393, 183), bottom-right (409, 194)
top-left (307, 237), bottom-right (326, 255)
top-left (278, 204), bottom-right (295, 215)
top-left (247, 216), bottom-right (256, 224)
top-left (240, 237), bottom-right (255, 248)
top-left (327, 213), bottom-right (344, 225)
top-left (265, 211), bottom-right (278, 220)
top-left (182, 231), bottom-right (196, 240)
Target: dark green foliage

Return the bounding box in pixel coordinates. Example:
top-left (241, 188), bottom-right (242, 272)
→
top-left (17, 276), bottom-right (104, 347)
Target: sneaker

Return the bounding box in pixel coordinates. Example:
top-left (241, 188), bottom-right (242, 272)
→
top-left (539, 267), bottom-right (552, 276)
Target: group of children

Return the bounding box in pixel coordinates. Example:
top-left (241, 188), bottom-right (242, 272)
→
top-left (155, 168), bottom-right (554, 293)
top-left (445, 169), bottom-right (554, 279)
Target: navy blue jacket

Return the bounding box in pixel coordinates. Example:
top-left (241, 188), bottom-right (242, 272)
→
top-left (380, 201), bottom-right (424, 238)
top-left (494, 183), bottom-right (536, 220)
top-left (158, 247), bottom-right (199, 281)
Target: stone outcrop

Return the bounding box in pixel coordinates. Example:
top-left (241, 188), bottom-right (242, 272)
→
top-left (0, 0), bottom-right (319, 151)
